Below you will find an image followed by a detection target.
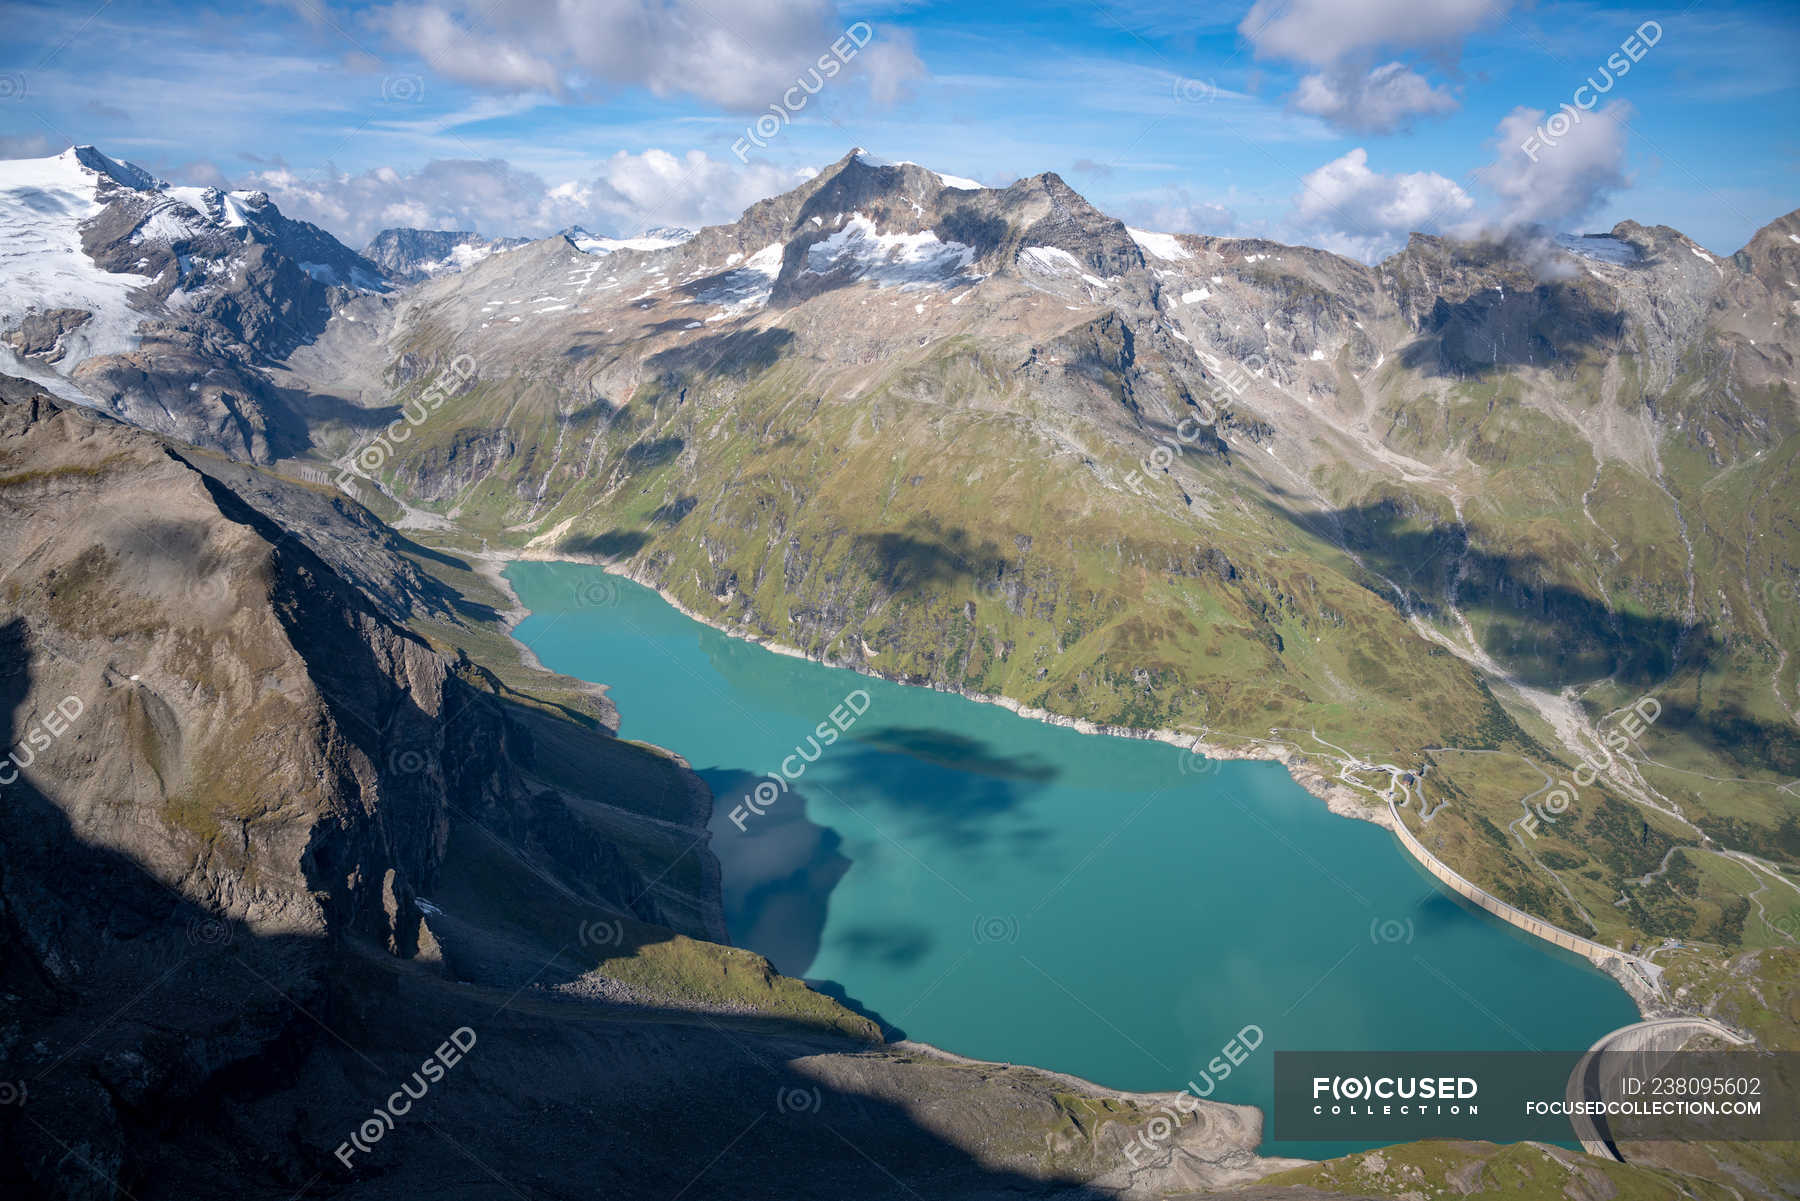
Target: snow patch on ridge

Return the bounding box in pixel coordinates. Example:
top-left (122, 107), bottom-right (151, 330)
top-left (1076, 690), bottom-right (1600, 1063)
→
top-left (1019, 245), bottom-right (1111, 289)
top-left (1129, 228), bottom-right (1190, 261)
top-left (696, 242), bottom-right (785, 317)
top-left (131, 202), bottom-right (209, 246)
top-left (803, 213), bottom-right (975, 288)
top-left (444, 242), bottom-right (502, 272)
top-left (932, 170), bottom-right (984, 190)
top-left (1553, 232), bottom-right (1639, 265)
top-left (570, 227), bottom-right (694, 256)
top-left (851, 149), bottom-right (984, 191)
top-left (166, 185), bottom-right (258, 228)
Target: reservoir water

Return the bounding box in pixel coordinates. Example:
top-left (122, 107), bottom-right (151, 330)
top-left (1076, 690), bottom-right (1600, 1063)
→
top-left (507, 562), bottom-right (1640, 1154)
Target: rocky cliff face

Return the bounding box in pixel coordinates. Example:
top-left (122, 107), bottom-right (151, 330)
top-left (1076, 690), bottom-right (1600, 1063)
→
top-left (0, 385), bottom-right (746, 1194)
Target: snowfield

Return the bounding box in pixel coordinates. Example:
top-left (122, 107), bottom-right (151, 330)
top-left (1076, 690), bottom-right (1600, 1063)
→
top-left (696, 242), bottom-right (786, 316)
top-left (1129, 227), bottom-right (1191, 261)
top-left (1552, 232), bottom-right (1641, 265)
top-left (569, 227), bottom-right (694, 255)
top-left (0, 148), bottom-right (157, 391)
top-left (1019, 245), bottom-right (1111, 289)
top-left (803, 213), bottom-right (976, 288)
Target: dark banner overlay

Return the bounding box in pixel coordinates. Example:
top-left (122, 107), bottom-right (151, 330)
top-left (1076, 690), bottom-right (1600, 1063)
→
top-left (1275, 1051), bottom-right (1800, 1143)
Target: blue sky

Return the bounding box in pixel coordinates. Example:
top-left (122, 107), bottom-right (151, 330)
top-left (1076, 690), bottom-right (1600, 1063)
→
top-left (1, 0), bottom-right (1795, 256)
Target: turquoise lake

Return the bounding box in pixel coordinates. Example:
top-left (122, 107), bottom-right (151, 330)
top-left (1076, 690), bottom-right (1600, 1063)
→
top-left (507, 562), bottom-right (1640, 1154)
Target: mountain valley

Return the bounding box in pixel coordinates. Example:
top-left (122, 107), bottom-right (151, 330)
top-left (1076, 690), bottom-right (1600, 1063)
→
top-left (2, 138), bottom-right (1797, 1199)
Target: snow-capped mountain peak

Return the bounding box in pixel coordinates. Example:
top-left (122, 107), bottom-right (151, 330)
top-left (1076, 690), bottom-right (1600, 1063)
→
top-left (0, 147), bottom-right (159, 391)
top-left (66, 145), bottom-right (165, 192)
top-left (0, 144), bottom-right (389, 457)
top-left (848, 147), bottom-right (985, 191)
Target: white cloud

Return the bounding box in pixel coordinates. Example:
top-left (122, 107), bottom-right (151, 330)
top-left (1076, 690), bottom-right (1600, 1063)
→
top-left (365, 0), bottom-right (925, 112)
top-left (1291, 147), bottom-right (1474, 260)
top-left (1240, 0), bottom-right (1514, 65)
top-left (1286, 102), bottom-right (1635, 261)
top-left (373, 6), bottom-right (560, 93)
top-left (1240, 0), bottom-right (1512, 133)
top-left (1291, 63), bottom-right (1457, 134)
top-left (236, 149), bottom-right (811, 247)
top-left (0, 134), bottom-right (54, 159)
top-left (1472, 103), bottom-right (1632, 232)
top-left (1119, 189), bottom-right (1236, 236)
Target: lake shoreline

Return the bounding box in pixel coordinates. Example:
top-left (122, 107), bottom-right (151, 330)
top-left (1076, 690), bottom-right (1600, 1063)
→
top-left (481, 548), bottom-right (1388, 827)
top-left (485, 550), bottom-right (1657, 1031)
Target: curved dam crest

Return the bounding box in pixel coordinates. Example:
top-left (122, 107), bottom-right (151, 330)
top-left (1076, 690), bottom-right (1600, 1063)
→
top-left (506, 561), bottom-right (1641, 1155)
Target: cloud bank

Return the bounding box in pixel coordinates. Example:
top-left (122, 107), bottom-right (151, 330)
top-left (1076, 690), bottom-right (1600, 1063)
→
top-left (366, 0), bottom-right (925, 110)
top-left (1287, 99), bottom-right (1636, 262)
top-left (240, 149), bottom-right (813, 246)
top-left (1291, 148), bottom-right (1474, 260)
top-left (1474, 103), bottom-right (1634, 231)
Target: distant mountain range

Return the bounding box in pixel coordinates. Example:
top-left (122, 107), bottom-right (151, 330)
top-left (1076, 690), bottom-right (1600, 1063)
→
top-left (361, 227), bottom-right (531, 284)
